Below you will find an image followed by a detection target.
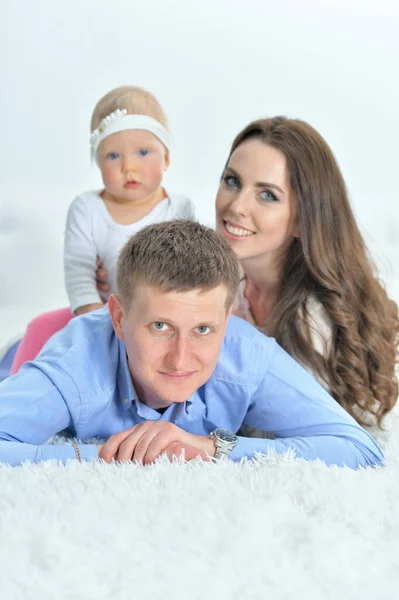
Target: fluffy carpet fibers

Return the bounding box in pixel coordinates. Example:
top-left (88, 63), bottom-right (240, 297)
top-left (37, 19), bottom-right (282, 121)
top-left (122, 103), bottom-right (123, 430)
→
top-left (2, 413), bottom-right (399, 600)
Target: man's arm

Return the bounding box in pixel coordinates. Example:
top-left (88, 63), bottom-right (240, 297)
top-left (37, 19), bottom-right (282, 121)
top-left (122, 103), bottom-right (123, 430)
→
top-left (234, 344), bottom-right (384, 469)
top-left (0, 363), bottom-right (98, 466)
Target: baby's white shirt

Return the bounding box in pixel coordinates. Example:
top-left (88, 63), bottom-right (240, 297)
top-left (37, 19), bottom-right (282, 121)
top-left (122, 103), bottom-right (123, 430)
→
top-left (64, 189), bottom-right (196, 312)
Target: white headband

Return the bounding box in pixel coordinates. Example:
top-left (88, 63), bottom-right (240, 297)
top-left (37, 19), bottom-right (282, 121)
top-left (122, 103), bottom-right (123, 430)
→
top-left (90, 108), bottom-right (170, 160)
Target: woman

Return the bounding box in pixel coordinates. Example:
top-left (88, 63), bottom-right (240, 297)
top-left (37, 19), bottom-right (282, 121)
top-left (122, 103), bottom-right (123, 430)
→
top-left (215, 117), bottom-right (398, 426)
top-left (10, 117), bottom-right (399, 426)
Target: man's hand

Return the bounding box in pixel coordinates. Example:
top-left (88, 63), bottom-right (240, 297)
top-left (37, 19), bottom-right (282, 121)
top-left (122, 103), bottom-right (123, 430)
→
top-left (98, 421), bottom-right (216, 464)
top-left (164, 441), bottom-right (211, 462)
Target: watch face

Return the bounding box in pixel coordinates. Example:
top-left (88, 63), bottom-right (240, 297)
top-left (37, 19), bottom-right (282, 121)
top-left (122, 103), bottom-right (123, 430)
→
top-left (215, 428), bottom-right (237, 444)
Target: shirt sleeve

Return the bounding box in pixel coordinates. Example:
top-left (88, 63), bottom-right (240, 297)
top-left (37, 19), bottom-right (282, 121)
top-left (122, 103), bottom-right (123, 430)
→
top-left (0, 362), bottom-right (98, 466)
top-left (64, 195), bottom-right (103, 312)
top-left (233, 343), bottom-right (384, 469)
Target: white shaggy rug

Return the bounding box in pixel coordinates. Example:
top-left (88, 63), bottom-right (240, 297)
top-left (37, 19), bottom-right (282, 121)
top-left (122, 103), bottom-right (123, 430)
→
top-left (1, 412), bottom-right (399, 600)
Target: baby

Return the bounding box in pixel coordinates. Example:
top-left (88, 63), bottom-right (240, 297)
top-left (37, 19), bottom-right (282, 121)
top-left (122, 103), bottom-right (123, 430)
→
top-left (66, 85), bottom-right (195, 315)
top-left (11, 85), bottom-right (195, 372)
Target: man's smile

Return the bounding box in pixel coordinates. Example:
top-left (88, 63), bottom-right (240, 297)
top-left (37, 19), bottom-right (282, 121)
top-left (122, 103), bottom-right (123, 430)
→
top-left (158, 370), bottom-right (196, 381)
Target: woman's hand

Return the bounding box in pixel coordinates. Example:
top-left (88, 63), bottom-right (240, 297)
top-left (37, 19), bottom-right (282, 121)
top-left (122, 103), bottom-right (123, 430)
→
top-left (96, 257), bottom-right (110, 295)
top-left (73, 257), bottom-right (109, 315)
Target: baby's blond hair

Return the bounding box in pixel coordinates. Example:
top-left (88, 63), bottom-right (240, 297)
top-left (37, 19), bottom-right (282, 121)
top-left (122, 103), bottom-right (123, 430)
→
top-left (90, 85), bottom-right (169, 133)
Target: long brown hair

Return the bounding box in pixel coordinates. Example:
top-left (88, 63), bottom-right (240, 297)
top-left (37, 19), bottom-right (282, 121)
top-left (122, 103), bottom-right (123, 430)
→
top-left (227, 117), bottom-right (399, 426)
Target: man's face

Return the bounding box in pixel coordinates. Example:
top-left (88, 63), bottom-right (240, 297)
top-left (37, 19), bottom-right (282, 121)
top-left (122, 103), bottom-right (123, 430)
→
top-left (109, 283), bottom-right (232, 409)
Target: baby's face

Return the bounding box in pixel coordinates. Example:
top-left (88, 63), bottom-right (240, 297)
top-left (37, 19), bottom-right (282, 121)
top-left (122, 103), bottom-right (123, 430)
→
top-left (97, 129), bottom-right (169, 203)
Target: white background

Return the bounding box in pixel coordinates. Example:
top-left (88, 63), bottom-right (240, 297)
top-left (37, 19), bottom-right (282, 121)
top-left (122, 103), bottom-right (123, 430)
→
top-left (0, 0), bottom-right (398, 319)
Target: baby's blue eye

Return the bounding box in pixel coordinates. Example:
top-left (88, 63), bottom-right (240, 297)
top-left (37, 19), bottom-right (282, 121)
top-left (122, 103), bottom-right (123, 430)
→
top-left (107, 152), bottom-right (119, 160)
top-left (139, 149), bottom-right (148, 156)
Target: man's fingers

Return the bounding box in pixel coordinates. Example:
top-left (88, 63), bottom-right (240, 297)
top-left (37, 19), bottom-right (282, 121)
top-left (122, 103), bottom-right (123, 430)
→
top-left (139, 430), bottom-right (176, 464)
top-left (100, 423), bottom-right (145, 462)
top-left (117, 427), bottom-right (159, 462)
top-left (100, 421), bottom-right (194, 465)
top-left (164, 442), bottom-right (210, 462)
top-left (138, 422), bottom-right (187, 464)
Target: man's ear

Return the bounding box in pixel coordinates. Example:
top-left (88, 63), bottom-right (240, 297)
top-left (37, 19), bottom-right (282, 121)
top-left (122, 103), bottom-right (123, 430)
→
top-left (108, 294), bottom-right (125, 341)
top-left (226, 304), bottom-right (233, 321)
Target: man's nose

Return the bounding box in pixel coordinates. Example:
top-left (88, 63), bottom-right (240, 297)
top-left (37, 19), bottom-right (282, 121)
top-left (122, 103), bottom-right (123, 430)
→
top-left (167, 336), bottom-right (189, 370)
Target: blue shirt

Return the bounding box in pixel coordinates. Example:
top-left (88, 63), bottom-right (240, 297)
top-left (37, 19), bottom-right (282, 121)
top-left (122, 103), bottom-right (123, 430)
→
top-left (0, 308), bottom-right (383, 468)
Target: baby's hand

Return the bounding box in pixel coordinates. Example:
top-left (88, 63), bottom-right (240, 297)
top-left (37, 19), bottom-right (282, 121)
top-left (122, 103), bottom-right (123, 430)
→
top-left (96, 257), bottom-right (110, 294)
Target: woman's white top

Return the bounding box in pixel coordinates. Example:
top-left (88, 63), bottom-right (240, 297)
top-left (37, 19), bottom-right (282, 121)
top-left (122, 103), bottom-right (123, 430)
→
top-left (233, 278), bottom-right (333, 439)
top-left (64, 190), bottom-right (195, 312)
top-left (233, 278), bottom-right (332, 385)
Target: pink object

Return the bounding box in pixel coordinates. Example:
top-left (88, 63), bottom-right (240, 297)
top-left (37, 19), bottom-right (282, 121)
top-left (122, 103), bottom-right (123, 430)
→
top-left (11, 307), bottom-right (74, 374)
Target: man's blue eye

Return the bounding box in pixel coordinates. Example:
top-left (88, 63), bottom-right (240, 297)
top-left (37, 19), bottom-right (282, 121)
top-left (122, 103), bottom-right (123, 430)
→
top-left (107, 152), bottom-right (119, 160)
top-left (197, 326), bottom-right (210, 335)
top-left (152, 322), bottom-right (166, 330)
top-left (139, 149), bottom-right (148, 156)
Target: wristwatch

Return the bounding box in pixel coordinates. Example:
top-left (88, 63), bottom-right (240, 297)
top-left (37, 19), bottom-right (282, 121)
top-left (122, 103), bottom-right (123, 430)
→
top-left (209, 428), bottom-right (238, 459)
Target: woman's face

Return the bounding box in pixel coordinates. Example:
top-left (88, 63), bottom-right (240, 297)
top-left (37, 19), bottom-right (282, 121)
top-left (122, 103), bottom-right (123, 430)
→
top-left (215, 138), bottom-right (298, 264)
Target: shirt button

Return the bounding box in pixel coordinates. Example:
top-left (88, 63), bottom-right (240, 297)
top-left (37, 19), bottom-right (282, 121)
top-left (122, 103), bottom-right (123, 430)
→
top-left (124, 397), bottom-right (130, 405)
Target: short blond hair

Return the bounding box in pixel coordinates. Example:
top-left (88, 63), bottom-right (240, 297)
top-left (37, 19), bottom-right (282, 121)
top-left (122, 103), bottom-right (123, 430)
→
top-left (90, 85), bottom-right (169, 132)
top-left (116, 220), bottom-right (240, 311)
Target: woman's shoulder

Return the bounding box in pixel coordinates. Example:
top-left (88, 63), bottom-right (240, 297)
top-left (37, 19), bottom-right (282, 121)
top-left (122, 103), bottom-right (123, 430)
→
top-left (232, 278), bottom-right (256, 326)
top-left (302, 294), bottom-right (333, 356)
top-left (305, 295), bottom-right (331, 327)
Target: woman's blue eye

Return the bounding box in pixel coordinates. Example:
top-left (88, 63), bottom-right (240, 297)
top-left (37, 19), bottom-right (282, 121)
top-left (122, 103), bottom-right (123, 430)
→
top-left (259, 190), bottom-right (278, 202)
top-left (139, 149), bottom-right (148, 156)
top-left (107, 152), bottom-right (119, 160)
top-left (224, 175), bottom-right (239, 188)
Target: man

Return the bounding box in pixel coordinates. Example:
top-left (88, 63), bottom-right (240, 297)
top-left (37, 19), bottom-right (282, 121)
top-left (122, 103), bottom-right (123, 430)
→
top-left (0, 220), bottom-right (383, 468)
